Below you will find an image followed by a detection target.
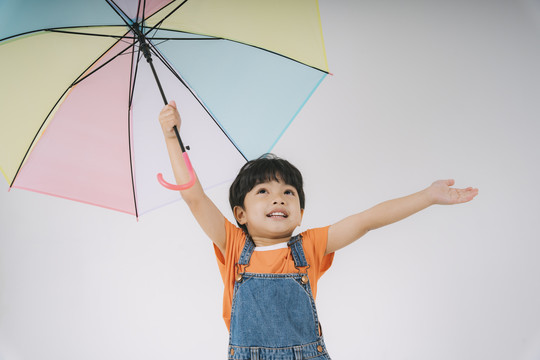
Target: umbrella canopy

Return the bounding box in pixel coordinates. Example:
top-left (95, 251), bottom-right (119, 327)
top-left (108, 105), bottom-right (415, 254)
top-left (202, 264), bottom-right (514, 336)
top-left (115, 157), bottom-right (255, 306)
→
top-left (0, 0), bottom-right (329, 217)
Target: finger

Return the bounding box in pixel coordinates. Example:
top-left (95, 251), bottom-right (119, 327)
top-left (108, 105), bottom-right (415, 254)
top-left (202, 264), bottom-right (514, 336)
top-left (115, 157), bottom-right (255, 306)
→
top-left (159, 105), bottom-right (172, 118)
top-left (459, 188), bottom-right (478, 202)
top-left (169, 100), bottom-right (177, 109)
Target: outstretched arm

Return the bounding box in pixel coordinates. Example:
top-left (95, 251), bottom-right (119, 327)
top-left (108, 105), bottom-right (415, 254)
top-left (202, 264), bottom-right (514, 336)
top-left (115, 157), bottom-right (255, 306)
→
top-left (159, 101), bottom-right (226, 254)
top-left (326, 180), bottom-right (478, 254)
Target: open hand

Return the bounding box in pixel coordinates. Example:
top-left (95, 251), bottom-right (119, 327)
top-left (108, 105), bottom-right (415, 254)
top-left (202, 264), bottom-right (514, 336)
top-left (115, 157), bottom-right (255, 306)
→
top-left (427, 179), bottom-right (478, 205)
top-left (158, 101), bottom-right (181, 139)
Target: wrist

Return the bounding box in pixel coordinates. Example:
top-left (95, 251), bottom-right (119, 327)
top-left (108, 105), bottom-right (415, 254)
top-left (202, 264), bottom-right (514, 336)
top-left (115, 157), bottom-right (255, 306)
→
top-left (421, 186), bottom-right (437, 206)
top-left (164, 130), bottom-right (179, 140)
top-left (164, 135), bottom-right (182, 151)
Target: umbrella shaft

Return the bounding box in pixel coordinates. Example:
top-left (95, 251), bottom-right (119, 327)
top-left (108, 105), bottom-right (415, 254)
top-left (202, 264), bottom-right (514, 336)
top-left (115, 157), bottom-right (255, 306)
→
top-left (132, 23), bottom-right (168, 106)
top-left (146, 54), bottom-right (168, 106)
top-left (132, 24), bottom-right (187, 153)
top-left (173, 126), bottom-right (186, 153)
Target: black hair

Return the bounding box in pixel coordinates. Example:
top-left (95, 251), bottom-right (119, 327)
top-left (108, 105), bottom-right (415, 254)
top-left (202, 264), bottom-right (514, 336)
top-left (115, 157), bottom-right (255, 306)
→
top-left (229, 154), bottom-right (305, 232)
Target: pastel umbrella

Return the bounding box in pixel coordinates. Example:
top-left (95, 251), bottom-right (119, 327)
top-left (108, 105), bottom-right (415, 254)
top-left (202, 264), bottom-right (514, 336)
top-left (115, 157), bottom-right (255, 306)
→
top-left (0, 0), bottom-right (329, 218)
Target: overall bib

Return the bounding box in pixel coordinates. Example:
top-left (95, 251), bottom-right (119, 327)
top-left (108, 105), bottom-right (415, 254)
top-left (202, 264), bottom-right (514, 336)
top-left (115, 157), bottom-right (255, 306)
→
top-left (228, 234), bottom-right (331, 360)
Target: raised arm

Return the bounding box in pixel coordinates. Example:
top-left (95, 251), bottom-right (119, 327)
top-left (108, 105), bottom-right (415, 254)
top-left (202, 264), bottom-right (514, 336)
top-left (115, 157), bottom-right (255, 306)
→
top-left (159, 101), bottom-right (226, 254)
top-left (326, 180), bottom-right (478, 254)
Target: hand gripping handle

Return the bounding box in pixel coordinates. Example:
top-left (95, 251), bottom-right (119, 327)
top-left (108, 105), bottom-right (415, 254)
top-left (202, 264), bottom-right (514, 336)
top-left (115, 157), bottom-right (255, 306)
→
top-left (157, 152), bottom-right (196, 190)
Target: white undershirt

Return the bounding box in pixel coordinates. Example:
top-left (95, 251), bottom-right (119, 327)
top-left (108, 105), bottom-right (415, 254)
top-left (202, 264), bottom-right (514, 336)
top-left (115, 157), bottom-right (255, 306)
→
top-left (254, 242), bottom-right (289, 252)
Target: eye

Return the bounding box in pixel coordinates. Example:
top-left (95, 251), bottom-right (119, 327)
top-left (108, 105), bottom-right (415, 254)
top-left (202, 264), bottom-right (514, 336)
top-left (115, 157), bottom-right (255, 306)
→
top-left (284, 189), bottom-right (296, 196)
top-left (257, 188), bottom-right (268, 194)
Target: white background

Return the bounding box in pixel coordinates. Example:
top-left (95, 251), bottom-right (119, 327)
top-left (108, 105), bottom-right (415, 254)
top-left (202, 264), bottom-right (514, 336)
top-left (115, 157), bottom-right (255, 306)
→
top-left (2, 0), bottom-right (540, 359)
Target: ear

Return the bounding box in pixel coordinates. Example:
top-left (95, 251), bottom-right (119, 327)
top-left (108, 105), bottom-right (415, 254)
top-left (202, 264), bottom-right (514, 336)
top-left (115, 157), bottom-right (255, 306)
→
top-left (233, 206), bottom-right (247, 225)
top-left (298, 209), bottom-right (305, 226)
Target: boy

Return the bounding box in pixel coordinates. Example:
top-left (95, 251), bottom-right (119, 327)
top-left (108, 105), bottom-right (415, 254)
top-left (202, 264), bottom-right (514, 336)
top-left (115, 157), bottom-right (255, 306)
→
top-left (158, 101), bottom-right (478, 359)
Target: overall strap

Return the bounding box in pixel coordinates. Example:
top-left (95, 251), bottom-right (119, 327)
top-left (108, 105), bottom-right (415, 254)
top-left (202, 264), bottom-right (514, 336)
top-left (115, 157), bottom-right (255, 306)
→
top-left (237, 234), bottom-right (256, 265)
top-left (288, 234), bottom-right (309, 268)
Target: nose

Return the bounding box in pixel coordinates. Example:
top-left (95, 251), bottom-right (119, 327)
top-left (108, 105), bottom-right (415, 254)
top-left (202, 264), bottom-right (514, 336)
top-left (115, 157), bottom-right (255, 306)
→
top-left (273, 196), bottom-right (285, 205)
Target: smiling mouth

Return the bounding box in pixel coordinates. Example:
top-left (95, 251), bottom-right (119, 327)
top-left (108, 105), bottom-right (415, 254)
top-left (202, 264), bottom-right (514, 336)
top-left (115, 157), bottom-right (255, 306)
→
top-left (267, 212), bottom-right (288, 218)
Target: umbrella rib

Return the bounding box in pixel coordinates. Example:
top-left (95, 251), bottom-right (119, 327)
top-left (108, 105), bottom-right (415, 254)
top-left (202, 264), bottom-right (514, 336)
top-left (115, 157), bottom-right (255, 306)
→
top-left (128, 45), bottom-right (143, 108)
top-left (106, 0), bottom-right (133, 28)
top-left (137, 0), bottom-right (143, 21)
top-left (145, 25), bottom-right (328, 73)
top-left (0, 26), bottom-right (131, 43)
top-left (46, 27), bottom-right (133, 40)
top-left (148, 42), bottom-right (248, 161)
top-left (139, 0), bottom-right (147, 24)
top-left (127, 36), bottom-right (140, 219)
top-left (171, 35), bottom-right (329, 74)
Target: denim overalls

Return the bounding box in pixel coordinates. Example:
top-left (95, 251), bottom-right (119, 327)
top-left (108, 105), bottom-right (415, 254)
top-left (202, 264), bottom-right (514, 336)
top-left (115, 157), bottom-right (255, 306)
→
top-left (228, 234), bottom-right (331, 360)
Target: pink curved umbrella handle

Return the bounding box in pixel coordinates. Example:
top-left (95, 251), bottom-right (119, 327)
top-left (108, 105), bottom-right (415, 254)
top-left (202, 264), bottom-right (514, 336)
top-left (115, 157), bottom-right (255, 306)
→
top-left (157, 152), bottom-right (196, 190)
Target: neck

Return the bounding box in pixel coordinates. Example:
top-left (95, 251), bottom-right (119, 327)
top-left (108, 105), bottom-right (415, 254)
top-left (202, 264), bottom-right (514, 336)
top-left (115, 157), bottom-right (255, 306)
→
top-left (248, 234), bottom-right (291, 247)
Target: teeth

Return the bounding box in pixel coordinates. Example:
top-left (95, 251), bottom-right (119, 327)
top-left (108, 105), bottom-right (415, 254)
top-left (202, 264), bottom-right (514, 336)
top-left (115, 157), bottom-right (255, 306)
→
top-left (268, 212), bottom-right (287, 217)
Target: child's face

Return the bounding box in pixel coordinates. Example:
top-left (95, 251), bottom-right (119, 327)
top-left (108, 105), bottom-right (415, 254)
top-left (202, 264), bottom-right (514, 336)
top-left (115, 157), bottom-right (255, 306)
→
top-left (234, 179), bottom-right (304, 242)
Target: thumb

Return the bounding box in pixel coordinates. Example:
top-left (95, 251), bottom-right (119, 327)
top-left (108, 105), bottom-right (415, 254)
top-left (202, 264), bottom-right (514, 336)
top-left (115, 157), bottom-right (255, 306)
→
top-left (169, 100), bottom-right (177, 109)
top-left (445, 179), bottom-right (455, 187)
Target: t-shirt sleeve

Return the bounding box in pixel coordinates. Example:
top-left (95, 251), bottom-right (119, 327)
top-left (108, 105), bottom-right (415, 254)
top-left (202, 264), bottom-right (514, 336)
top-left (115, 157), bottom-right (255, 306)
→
top-left (213, 217), bottom-right (245, 284)
top-left (301, 226), bottom-right (334, 280)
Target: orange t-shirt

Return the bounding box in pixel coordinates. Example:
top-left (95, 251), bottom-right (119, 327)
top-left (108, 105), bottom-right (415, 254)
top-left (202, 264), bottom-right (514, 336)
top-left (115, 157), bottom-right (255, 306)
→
top-left (213, 218), bottom-right (334, 330)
